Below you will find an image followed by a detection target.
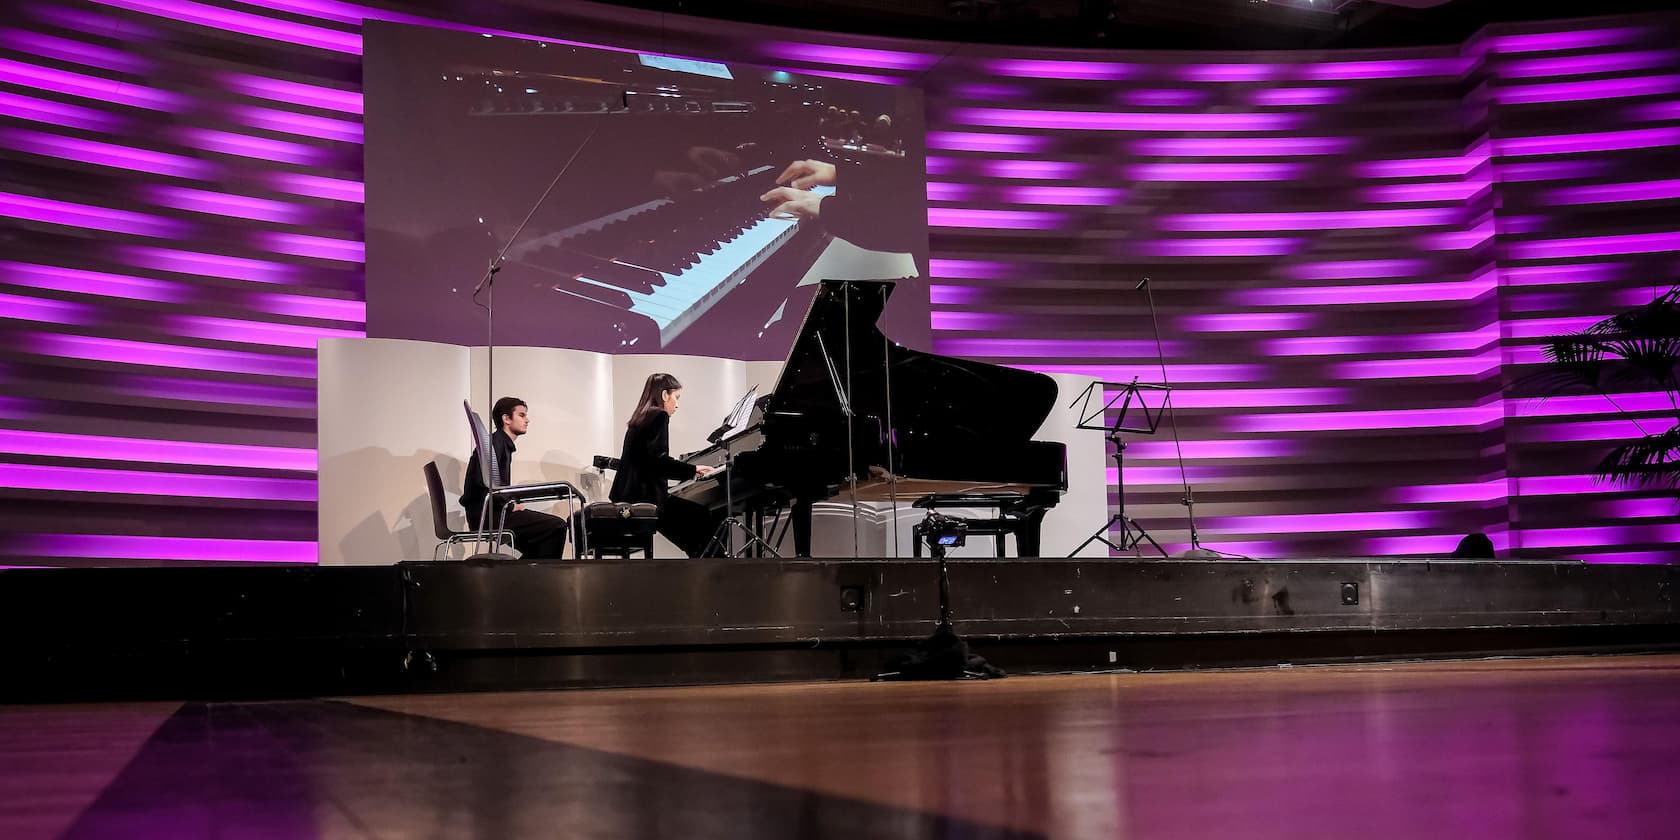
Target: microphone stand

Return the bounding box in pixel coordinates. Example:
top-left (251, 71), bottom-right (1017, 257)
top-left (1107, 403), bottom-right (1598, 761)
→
top-left (1139, 277), bottom-right (1253, 561)
top-left (471, 118), bottom-right (608, 417)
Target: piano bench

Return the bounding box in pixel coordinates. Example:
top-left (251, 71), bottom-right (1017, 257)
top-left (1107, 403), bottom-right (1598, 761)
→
top-left (573, 502), bottom-right (659, 559)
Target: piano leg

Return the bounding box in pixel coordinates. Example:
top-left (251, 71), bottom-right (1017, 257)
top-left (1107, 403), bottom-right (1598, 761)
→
top-left (792, 497), bottom-right (814, 557)
top-left (1016, 508), bottom-right (1049, 558)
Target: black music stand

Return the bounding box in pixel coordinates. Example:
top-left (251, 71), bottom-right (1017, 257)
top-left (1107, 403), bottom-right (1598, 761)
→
top-left (702, 387), bottom-right (779, 558)
top-left (872, 513), bottom-right (1004, 681)
top-left (1069, 377), bottom-right (1169, 558)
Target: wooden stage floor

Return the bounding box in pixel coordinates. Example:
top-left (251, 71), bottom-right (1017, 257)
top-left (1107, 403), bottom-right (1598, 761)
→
top-left (5, 654), bottom-right (1679, 839)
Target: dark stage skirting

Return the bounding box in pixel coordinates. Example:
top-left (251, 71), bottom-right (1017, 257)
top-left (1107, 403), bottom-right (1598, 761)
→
top-left (4, 558), bottom-right (1677, 700)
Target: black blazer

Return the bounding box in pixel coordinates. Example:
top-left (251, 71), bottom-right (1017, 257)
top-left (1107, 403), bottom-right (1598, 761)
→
top-left (608, 411), bottom-right (697, 505)
top-left (459, 429), bottom-right (514, 526)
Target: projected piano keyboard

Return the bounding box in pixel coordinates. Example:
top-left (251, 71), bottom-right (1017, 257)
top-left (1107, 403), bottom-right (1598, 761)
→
top-left (512, 165), bottom-right (834, 345)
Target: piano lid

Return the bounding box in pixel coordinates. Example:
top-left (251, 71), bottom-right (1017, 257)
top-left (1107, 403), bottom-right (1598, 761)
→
top-left (769, 280), bottom-right (1058, 447)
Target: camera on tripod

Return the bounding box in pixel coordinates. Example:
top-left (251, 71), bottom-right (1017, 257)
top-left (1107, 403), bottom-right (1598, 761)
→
top-left (919, 512), bottom-right (968, 553)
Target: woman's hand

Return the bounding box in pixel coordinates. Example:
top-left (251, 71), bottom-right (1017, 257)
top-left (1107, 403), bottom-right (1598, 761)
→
top-left (696, 464), bottom-right (716, 477)
top-left (776, 159), bottom-right (836, 190)
top-left (759, 187), bottom-right (823, 220)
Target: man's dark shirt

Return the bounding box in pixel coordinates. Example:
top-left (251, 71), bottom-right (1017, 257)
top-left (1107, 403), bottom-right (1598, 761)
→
top-left (460, 428), bottom-right (514, 527)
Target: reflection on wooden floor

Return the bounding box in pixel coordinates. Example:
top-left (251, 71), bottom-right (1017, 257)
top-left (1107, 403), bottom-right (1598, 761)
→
top-left (4, 655), bottom-right (1680, 839)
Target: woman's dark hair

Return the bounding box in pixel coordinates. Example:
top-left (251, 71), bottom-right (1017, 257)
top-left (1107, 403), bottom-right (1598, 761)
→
top-left (491, 396), bottom-right (526, 433)
top-left (629, 373), bottom-right (681, 429)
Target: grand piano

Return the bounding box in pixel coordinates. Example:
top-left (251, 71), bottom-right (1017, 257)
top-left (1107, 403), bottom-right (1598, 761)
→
top-left (670, 280), bottom-right (1068, 557)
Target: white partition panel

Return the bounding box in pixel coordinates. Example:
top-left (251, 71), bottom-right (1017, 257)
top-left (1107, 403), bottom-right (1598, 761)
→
top-left (318, 338), bottom-right (470, 566)
top-left (470, 346), bottom-right (615, 500)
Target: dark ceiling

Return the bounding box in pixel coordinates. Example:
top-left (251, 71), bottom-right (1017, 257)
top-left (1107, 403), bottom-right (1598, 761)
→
top-left (592, 0), bottom-right (1679, 50)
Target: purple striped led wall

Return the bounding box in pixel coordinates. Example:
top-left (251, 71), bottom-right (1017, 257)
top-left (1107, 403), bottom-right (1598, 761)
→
top-left (1, 1), bottom-right (1675, 565)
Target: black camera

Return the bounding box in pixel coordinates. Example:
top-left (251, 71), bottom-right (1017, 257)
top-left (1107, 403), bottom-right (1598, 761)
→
top-left (920, 512), bottom-right (967, 550)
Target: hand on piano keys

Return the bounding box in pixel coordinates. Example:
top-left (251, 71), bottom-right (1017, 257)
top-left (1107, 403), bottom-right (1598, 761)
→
top-left (695, 464), bottom-right (717, 478)
top-left (760, 187), bottom-right (823, 221)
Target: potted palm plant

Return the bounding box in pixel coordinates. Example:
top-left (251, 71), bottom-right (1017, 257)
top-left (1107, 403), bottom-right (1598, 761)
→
top-left (1523, 286), bottom-right (1680, 501)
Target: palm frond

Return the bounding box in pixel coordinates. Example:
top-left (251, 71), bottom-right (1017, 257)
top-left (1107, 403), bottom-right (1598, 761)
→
top-left (1595, 425), bottom-right (1680, 491)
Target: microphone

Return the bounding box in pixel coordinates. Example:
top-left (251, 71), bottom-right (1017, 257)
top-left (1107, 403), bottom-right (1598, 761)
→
top-left (1135, 277), bottom-right (1148, 291)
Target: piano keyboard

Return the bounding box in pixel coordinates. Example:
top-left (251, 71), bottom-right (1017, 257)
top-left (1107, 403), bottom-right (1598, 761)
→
top-left (511, 165), bottom-right (834, 345)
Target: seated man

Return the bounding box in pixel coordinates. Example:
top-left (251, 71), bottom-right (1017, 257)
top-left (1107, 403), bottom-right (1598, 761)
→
top-left (459, 396), bottom-right (569, 558)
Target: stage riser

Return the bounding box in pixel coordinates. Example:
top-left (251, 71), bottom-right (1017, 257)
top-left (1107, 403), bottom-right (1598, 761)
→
top-left (400, 560), bottom-right (1680, 648)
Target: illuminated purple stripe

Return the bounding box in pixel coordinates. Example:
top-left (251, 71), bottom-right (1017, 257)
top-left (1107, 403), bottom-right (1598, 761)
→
top-left (1363, 181), bottom-right (1489, 203)
top-left (925, 131), bottom-right (1047, 153)
top-left (1133, 137), bottom-right (1352, 157)
top-left (1544, 179), bottom-right (1680, 206)
top-left (0, 57), bottom-right (186, 111)
top-left (117, 375), bottom-right (314, 409)
top-left (951, 107), bottom-right (1300, 132)
top-left (927, 183), bottom-right (971, 202)
top-left (1358, 156), bottom-right (1478, 178)
top-left (142, 185), bottom-right (317, 224)
top-left (1513, 474), bottom-right (1628, 497)
top-left (7, 534), bottom-right (314, 563)
top-left (1178, 313), bottom-right (1314, 332)
top-left (1251, 87), bottom-right (1346, 106)
top-left (1473, 27), bottom-right (1645, 55)
top-left (1497, 127), bottom-right (1680, 156)
top-left (0, 127), bottom-right (217, 179)
top-left (1178, 64), bottom-right (1279, 83)
top-left (253, 232), bottom-right (365, 263)
top-left (1205, 512), bottom-right (1436, 538)
top-left (1332, 353), bottom-right (1501, 380)
top-left (89, 0), bottom-right (361, 54)
top-left (262, 172), bottom-right (363, 203)
top-left (997, 186), bottom-right (1122, 206)
top-left (166, 314), bottom-right (361, 348)
top-left (1510, 231), bottom-right (1680, 260)
top-left (1284, 259), bottom-right (1427, 280)
top-left (1360, 534), bottom-right (1510, 555)
top-left (1231, 405), bottom-right (1503, 432)
top-left (237, 0), bottom-right (432, 27)
top-left (1569, 550), bottom-right (1680, 564)
top-left (929, 285), bottom-right (979, 305)
top-left (1137, 238), bottom-right (1302, 258)
top-left (1511, 419), bottom-right (1649, 443)
top-left (0, 292), bottom-right (96, 326)
top-left (0, 191), bottom-right (191, 239)
top-left (1235, 277), bottom-right (1494, 306)
top-left (247, 293), bottom-right (364, 323)
top-left (1126, 163), bottom-right (1306, 181)
top-left (930, 311), bottom-right (1001, 331)
top-left (1027, 363), bottom-right (1267, 384)
top-left (1105, 466), bottom-right (1219, 487)
top-left (761, 43), bottom-right (933, 71)
top-left (1499, 49), bottom-right (1676, 79)
top-left (935, 338), bottom-right (1178, 358)
top-left (1496, 160), bottom-right (1610, 182)
top-left (1304, 57), bottom-right (1474, 80)
top-left (1, 261), bottom-right (189, 304)
top-left (123, 245), bottom-right (301, 284)
top-left (174, 127), bottom-right (327, 166)
top-left (228, 105), bottom-right (363, 143)
top-left (220, 71), bottom-right (362, 113)
top-left (926, 208), bottom-right (1063, 230)
top-left (0, 29), bottom-right (153, 73)
top-left (1127, 440), bottom-right (1299, 460)
top-left (1494, 74), bottom-right (1680, 105)
top-left (1160, 208), bottom-right (1458, 232)
top-left (985, 59), bottom-right (1137, 80)
top-left (0, 91), bottom-right (123, 132)
top-left (29, 333), bottom-right (315, 378)
top-left (1416, 220), bottom-right (1495, 252)
top-left (928, 259), bottom-right (1012, 280)
top-left (1264, 328), bottom-right (1496, 356)
top-left (979, 160), bottom-right (1084, 179)
top-left (0, 430), bottom-right (314, 470)
top-left (1123, 89), bottom-right (1206, 107)
top-left (1392, 480), bottom-right (1506, 504)
top-left (1509, 392), bottom-right (1675, 418)
top-left (1597, 497), bottom-right (1680, 519)
top-left (1502, 315), bottom-right (1611, 339)
top-left (1519, 524), bottom-right (1680, 549)
top-left (1167, 388), bottom-right (1348, 409)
